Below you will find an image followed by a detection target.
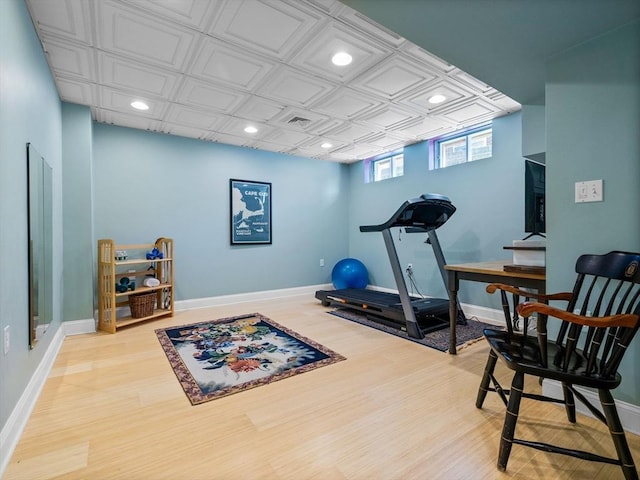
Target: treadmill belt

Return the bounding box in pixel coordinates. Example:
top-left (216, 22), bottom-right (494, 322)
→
top-left (317, 288), bottom-right (449, 324)
top-left (325, 288), bottom-right (405, 306)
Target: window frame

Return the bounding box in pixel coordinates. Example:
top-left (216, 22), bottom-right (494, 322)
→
top-left (432, 123), bottom-right (492, 170)
top-left (365, 149), bottom-right (404, 183)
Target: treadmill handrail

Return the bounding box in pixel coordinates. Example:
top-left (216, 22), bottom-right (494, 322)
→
top-left (359, 193), bottom-right (456, 233)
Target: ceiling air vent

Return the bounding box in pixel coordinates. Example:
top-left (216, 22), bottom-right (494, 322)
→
top-left (287, 116), bottom-right (311, 128)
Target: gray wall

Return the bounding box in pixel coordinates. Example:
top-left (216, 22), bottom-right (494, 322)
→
top-left (545, 20), bottom-right (640, 403)
top-left (347, 112), bottom-right (524, 308)
top-left (91, 124), bottom-right (349, 302)
top-left (0, 0), bottom-right (63, 433)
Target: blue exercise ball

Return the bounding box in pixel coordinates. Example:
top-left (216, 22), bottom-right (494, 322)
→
top-left (332, 258), bottom-right (369, 289)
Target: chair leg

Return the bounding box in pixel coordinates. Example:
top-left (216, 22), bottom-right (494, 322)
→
top-left (599, 389), bottom-right (639, 480)
top-left (497, 371), bottom-right (524, 472)
top-left (476, 350), bottom-right (498, 408)
top-left (561, 382), bottom-right (576, 423)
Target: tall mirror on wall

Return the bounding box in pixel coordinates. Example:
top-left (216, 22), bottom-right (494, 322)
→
top-left (27, 142), bottom-right (53, 348)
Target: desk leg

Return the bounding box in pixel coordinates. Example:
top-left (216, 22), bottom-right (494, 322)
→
top-left (448, 271), bottom-right (459, 355)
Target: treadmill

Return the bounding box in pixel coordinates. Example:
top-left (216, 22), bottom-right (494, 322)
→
top-left (316, 193), bottom-right (466, 339)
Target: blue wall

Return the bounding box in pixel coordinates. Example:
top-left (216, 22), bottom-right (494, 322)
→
top-left (2, 0), bottom-right (640, 456)
top-left (62, 103), bottom-right (94, 321)
top-left (545, 20), bottom-right (640, 403)
top-left (348, 113), bottom-right (524, 308)
top-left (91, 124), bottom-right (349, 301)
top-left (0, 0), bottom-right (63, 436)
top-left (89, 113), bottom-right (524, 311)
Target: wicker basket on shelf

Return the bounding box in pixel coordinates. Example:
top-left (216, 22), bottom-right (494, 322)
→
top-left (129, 292), bottom-right (156, 318)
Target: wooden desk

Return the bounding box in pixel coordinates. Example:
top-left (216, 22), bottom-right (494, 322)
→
top-left (445, 261), bottom-right (546, 354)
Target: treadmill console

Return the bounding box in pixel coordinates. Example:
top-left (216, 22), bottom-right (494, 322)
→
top-left (360, 193), bottom-right (456, 233)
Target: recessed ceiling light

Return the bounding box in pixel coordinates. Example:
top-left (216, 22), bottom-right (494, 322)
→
top-left (244, 126), bottom-right (258, 134)
top-left (321, 142), bottom-right (333, 149)
top-left (130, 100), bottom-right (149, 110)
top-left (331, 51), bottom-right (352, 66)
top-left (428, 94), bottom-right (447, 104)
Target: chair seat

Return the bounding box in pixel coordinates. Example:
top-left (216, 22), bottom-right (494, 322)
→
top-left (483, 328), bottom-right (622, 390)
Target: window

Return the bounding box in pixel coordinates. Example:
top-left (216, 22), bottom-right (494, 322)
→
top-left (433, 124), bottom-right (492, 169)
top-left (365, 150), bottom-right (404, 183)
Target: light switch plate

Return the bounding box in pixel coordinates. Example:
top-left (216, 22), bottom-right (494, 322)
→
top-left (3, 325), bottom-right (9, 355)
top-left (575, 179), bottom-right (603, 203)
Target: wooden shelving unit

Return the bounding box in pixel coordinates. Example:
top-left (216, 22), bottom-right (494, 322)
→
top-left (97, 237), bottom-right (174, 333)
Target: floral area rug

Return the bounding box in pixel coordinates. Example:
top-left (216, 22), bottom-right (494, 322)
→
top-left (156, 313), bottom-right (345, 405)
top-left (328, 308), bottom-right (494, 353)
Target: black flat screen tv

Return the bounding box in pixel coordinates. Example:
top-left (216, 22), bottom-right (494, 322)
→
top-left (524, 160), bottom-right (545, 239)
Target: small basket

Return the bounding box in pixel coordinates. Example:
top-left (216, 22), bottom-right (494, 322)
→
top-left (129, 292), bottom-right (156, 318)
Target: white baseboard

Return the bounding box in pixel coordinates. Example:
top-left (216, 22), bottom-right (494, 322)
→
top-left (0, 323), bottom-right (66, 477)
top-left (459, 303), bottom-right (505, 326)
top-left (63, 317), bottom-right (96, 335)
top-left (543, 380), bottom-right (640, 436)
top-left (175, 284), bottom-right (333, 311)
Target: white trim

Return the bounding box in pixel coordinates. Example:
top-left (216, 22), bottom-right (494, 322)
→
top-left (542, 380), bottom-right (640, 436)
top-left (174, 284), bottom-right (333, 311)
top-left (0, 324), bottom-right (65, 477)
top-left (63, 317), bottom-right (96, 336)
top-left (94, 284), bottom-right (336, 321)
top-left (458, 302), bottom-right (505, 326)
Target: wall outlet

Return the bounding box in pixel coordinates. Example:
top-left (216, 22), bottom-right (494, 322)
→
top-left (406, 263), bottom-right (413, 275)
top-left (319, 258), bottom-right (325, 267)
top-left (3, 326), bottom-right (9, 355)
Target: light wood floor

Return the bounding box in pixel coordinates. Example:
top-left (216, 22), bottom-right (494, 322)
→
top-left (4, 295), bottom-right (640, 479)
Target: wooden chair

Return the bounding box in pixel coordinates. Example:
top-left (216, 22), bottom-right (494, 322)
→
top-left (476, 283), bottom-right (573, 407)
top-left (476, 251), bottom-right (640, 479)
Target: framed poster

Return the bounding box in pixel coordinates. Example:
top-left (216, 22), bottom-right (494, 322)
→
top-left (230, 179), bottom-right (272, 245)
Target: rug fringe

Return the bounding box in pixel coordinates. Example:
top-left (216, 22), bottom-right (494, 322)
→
top-left (453, 336), bottom-right (486, 352)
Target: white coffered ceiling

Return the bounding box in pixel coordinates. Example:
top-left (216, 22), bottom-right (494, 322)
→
top-left (25, 0), bottom-right (520, 163)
